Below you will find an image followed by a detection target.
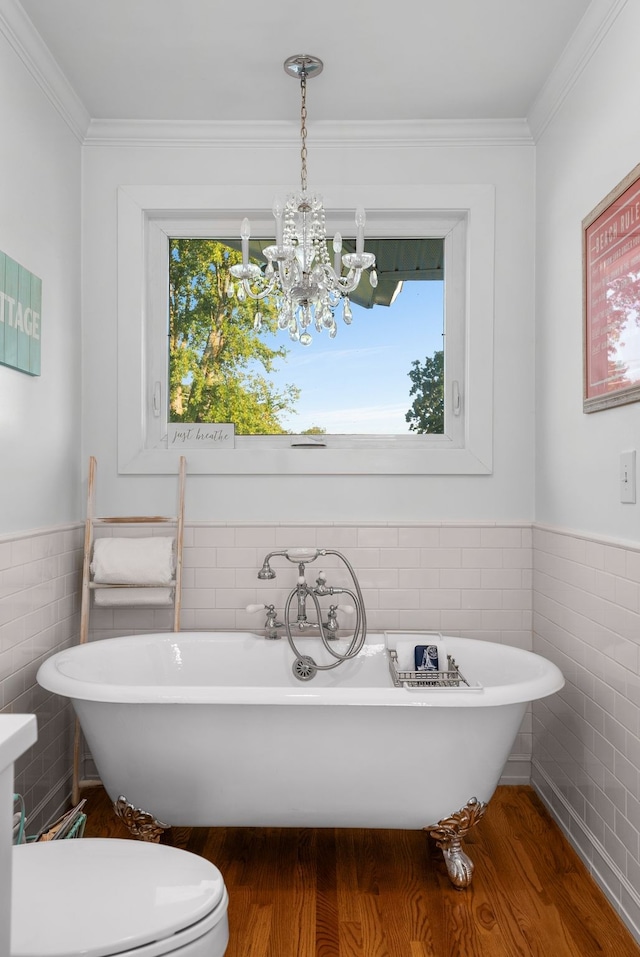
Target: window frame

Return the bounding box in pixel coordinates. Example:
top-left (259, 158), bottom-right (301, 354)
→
top-left (117, 184), bottom-right (495, 475)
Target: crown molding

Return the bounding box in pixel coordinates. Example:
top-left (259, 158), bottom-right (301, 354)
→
top-left (1, 0), bottom-right (627, 151)
top-left (527, 0), bottom-right (628, 142)
top-left (0, 0), bottom-right (90, 142)
top-left (84, 117), bottom-right (533, 149)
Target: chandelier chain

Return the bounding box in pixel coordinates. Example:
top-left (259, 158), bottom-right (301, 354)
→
top-left (300, 72), bottom-right (308, 195)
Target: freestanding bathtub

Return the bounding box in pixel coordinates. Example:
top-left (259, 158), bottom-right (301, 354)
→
top-left (37, 631), bottom-right (564, 887)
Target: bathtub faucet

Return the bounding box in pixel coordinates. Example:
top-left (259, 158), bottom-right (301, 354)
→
top-left (255, 547), bottom-right (368, 681)
top-left (293, 570), bottom-right (354, 634)
top-left (294, 568), bottom-right (314, 629)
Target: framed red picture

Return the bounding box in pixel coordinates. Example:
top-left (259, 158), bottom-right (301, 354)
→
top-left (583, 162), bottom-right (640, 412)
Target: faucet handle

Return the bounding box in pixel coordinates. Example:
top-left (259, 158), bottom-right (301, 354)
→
top-left (324, 603), bottom-right (354, 634)
top-left (246, 603), bottom-right (282, 638)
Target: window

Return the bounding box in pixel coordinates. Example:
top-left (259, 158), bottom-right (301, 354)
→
top-left (167, 237), bottom-right (445, 437)
top-left (117, 184), bottom-right (494, 475)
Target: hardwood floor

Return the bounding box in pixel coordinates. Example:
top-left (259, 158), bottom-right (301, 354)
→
top-left (81, 785), bottom-right (639, 956)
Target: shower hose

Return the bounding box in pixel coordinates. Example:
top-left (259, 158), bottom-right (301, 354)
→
top-left (283, 549), bottom-right (367, 680)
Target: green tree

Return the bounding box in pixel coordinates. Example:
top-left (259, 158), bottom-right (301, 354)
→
top-left (405, 350), bottom-right (444, 433)
top-left (169, 239), bottom-right (300, 433)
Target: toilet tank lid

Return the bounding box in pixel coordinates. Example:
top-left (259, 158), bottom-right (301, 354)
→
top-left (11, 838), bottom-right (226, 957)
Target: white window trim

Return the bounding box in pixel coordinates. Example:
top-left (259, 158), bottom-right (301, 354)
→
top-left (117, 184), bottom-right (494, 475)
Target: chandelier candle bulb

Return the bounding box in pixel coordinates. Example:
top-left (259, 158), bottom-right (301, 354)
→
top-left (240, 217), bottom-right (251, 267)
top-left (355, 207), bottom-right (366, 255)
top-left (333, 232), bottom-right (342, 275)
top-left (273, 198), bottom-right (284, 247)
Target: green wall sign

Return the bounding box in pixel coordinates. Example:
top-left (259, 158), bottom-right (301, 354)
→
top-left (0, 250), bottom-right (41, 376)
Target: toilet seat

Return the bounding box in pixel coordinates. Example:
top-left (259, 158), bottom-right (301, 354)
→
top-left (11, 839), bottom-right (229, 957)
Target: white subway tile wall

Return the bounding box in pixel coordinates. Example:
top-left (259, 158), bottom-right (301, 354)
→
top-left (532, 526), bottom-right (640, 942)
top-left (0, 526), bottom-right (83, 835)
top-left (87, 523), bottom-right (533, 650)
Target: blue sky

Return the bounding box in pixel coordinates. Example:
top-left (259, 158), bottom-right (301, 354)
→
top-left (256, 280), bottom-right (444, 433)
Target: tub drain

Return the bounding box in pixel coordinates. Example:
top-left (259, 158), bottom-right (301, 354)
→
top-left (292, 655), bottom-right (317, 681)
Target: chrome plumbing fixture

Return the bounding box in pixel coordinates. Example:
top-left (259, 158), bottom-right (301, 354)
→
top-left (257, 547), bottom-right (320, 580)
top-left (255, 548), bottom-right (367, 680)
top-left (325, 603), bottom-right (354, 637)
top-left (245, 603), bottom-right (284, 640)
top-left (247, 590), bottom-right (353, 642)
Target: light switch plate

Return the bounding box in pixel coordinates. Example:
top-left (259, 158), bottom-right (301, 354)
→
top-left (620, 450), bottom-right (636, 504)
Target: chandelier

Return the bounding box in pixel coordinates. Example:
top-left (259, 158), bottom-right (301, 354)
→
top-left (229, 55), bottom-right (377, 346)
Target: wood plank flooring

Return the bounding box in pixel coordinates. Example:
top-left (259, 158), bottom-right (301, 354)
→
top-left (81, 785), bottom-right (640, 956)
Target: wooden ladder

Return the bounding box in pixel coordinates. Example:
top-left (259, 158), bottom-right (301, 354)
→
top-left (72, 455), bottom-right (186, 803)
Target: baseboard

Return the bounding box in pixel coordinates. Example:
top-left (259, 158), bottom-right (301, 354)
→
top-left (499, 754), bottom-right (531, 786)
top-left (532, 759), bottom-right (640, 945)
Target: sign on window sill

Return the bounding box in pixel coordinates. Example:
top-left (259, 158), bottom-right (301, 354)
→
top-left (167, 423), bottom-right (235, 449)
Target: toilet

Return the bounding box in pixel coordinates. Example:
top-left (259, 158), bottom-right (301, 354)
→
top-left (11, 838), bottom-right (229, 957)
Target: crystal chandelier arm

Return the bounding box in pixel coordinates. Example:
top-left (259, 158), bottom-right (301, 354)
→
top-left (328, 265), bottom-right (363, 295)
top-left (228, 260), bottom-right (277, 301)
top-left (259, 247), bottom-right (302, 294)
top-left (240, 275), bottom-right (276, 301)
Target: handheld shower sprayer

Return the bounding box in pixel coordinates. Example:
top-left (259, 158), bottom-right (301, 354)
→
top-left (257, 560), bottom-right (276, 580)
top-left (257, 548), bottom-right (323, 580)
top-left (284, 548), bottom-right (321, 563)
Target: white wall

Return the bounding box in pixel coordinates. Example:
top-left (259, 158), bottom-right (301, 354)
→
top-left (0, 15), bottom-right (83, 534)
top-left (532, 1), bottom-right (640, 939)
top-left (81, 132), bottom-right (536, 524)
top-left (535, 0), bottom-right (640, 545)
top-left (532, 527), bottom-right (640, 940)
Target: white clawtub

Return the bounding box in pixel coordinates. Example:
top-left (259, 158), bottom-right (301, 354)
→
top-left (37, 631), bottom-right (563, 887)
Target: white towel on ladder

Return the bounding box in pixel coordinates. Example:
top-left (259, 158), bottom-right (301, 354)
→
top-left (91, 537), bottom-right (175, 585)
top-left (94, 587), bottom-right (174, 607)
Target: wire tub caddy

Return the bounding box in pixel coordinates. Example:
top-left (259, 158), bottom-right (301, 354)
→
top-left (387, 648), bottom-right (483, 690)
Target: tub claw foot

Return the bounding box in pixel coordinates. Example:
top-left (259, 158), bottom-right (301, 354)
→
top-left (439, 841), bottom-right (475, 888)
top-left (426, 796), bottom-right (488, 889)
top-left (113, 795), bottom-right (170, 843)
